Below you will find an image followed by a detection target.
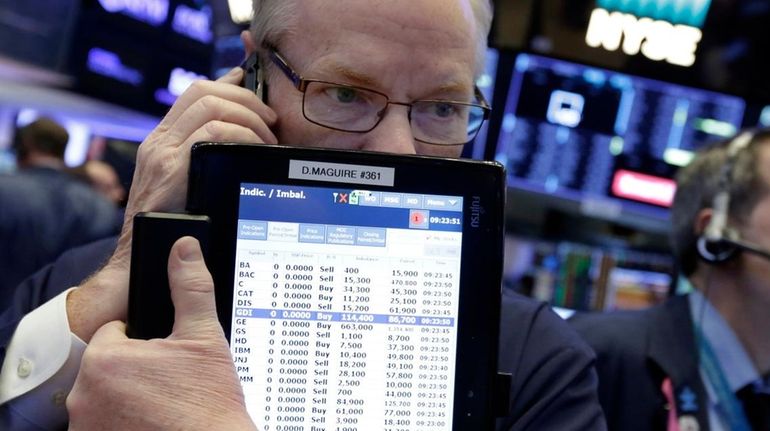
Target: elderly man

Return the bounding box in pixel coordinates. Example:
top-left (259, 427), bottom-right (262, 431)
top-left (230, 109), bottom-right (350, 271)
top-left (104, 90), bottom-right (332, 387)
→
top-left (0, 1), bottom-right (604, 429)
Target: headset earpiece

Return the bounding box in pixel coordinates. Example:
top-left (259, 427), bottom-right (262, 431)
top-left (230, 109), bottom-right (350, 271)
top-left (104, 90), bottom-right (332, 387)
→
top-left (694, 131), bottom-right (754, 265)
top-left (696, 236), bottom-right (738, 264)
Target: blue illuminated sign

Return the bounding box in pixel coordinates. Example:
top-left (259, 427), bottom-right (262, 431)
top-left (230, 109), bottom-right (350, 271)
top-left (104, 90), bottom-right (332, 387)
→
top-left (597, 0), bottom-right (712, 28)
top-left (172, 4), bottom-right (213, 44)
top-left (154, 67), bottom-right (208, 106)
top-left (98, 0), bottom-right (169, 27)
top-left (87, 47), bottom-right (144, 86)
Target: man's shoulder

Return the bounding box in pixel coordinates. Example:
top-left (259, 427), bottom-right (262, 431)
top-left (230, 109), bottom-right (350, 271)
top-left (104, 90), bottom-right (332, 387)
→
top-left (496, 292), bottom-right (607, 430)
top-left (0, 173), bottom-right (47, 207)
top-left (569, 306), bottom-right (653, 336)
top-left (498, 291), bottom-right (596, 365)
top-left (568, 295), bottom-right (690, 358)
top-left (0, 169), bottom-right (111, 217)
top-left (569, 307), bottom-right (653, 356)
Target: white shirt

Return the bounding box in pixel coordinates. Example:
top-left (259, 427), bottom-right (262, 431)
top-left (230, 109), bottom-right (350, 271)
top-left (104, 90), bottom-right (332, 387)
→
top-left (0, 288), bottom-right (86, 430)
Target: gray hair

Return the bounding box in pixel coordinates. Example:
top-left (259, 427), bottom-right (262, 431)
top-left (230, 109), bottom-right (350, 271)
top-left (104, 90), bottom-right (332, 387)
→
top-left (469, 0), bottom-right (494, 77)
top-left (249, 0), bottom-right (298, 54)
top-left (249, 0), bottom-right (493, 77)
top-left (670, 130), bottom-right (770, 275)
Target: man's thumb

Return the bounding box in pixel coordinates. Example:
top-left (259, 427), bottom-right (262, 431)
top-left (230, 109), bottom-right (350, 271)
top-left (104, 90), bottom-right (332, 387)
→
top-left (167, 236), bottom-right (220, 338)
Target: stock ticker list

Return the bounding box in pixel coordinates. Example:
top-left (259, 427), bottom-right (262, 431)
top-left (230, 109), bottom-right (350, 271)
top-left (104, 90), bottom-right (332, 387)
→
top-left (231, 184), bottom-right (464, 431)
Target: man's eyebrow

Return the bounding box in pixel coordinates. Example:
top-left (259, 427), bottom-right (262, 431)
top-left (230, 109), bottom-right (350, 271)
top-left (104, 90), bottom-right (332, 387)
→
top-left (331, 65), bottom-right (381, 88)
top-left (329, 64), bottom-right (472, 98)
top-left (433, 81), bottom-right (473, 97)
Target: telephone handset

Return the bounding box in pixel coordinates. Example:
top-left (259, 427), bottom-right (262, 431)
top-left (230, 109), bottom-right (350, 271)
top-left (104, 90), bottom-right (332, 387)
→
top-left (241, 52), bottom-right (268, 103)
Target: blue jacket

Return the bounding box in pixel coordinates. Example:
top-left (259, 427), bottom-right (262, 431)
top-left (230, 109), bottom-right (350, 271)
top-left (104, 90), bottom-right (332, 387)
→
top-left (0, 167), bottom-right (120, 306)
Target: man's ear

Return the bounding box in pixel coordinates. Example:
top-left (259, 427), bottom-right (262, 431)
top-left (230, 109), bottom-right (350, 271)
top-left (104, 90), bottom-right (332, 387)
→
top-left (694, 207), bottom-right (714, 237)
top-left (241, 30), bottom-right (257, 58)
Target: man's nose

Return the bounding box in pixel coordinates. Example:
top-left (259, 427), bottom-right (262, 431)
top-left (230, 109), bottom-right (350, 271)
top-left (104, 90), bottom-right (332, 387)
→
top-left (359, 104), bottom-right (417, 155)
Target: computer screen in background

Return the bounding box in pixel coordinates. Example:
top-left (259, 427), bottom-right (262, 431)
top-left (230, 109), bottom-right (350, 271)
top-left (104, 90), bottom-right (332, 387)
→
top-left (603, 267), bottom-right (671, 311)
top-left (508, 238), bottom-right (674, 312)
top-left (494, 53), bottom-right (746, 221)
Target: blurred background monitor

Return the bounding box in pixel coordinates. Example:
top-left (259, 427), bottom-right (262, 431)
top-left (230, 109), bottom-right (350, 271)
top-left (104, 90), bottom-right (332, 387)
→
top-left (603, 266), bottom-right (671, 311)
top-left (494, 52), bottom-right (746, 230)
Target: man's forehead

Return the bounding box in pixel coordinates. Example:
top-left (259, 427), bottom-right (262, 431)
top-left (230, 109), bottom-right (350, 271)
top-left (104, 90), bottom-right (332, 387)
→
top-left (301, 0), bottom-right (475, 25)
top-left (282, 0), bottom-right (477, 91)
top-left (294, 0), bottom-right (477, 50)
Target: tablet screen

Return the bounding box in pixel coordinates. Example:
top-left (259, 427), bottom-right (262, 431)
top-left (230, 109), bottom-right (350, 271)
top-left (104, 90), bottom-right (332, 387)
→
top-left (231, 182), bottom-right (463, 430)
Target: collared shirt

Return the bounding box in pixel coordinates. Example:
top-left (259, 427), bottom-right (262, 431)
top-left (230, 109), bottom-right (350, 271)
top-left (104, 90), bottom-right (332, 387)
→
top-left (688, 289), bottom-right (759, 431)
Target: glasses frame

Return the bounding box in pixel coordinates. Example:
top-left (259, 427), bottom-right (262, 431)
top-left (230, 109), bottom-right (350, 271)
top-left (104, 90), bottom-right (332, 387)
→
top-left (265, 46), bottom-right (491, 146)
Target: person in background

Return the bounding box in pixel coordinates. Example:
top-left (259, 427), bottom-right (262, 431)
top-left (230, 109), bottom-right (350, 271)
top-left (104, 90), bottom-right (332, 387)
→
top-left (0, 118), bottom-right (120, 308)
top-left (571, 130), bottom-right (770, 430)
top-left (68, 160), bottom-right (127, 207)
top-left (0, 1), bottom-right (605, 429)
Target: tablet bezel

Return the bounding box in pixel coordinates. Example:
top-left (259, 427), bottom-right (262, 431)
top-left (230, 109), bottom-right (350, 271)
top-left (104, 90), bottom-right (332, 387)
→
top-left (186, 142), bottom-right (505, 430)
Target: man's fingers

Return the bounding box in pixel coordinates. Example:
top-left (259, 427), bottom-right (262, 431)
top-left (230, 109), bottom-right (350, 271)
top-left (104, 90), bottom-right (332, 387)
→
top-left (159, 69), bottom-right (277, 133)
top-left (167, 97), bottom-right (278, 146)
top-left (216, 65), bottom-right (246, 84)
top-left (158, 67), bottom-right (241, 129)
top-left (183, 122), bottom-right (266, 150)
top-left (167, 237), bottom-right (221, 339)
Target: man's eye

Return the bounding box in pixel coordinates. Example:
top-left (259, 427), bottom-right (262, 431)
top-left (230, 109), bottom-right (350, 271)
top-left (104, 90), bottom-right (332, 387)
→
top-left (328, 87), bottom-right (359, 103)
top-left (433, 103), bottom-right (457, 118)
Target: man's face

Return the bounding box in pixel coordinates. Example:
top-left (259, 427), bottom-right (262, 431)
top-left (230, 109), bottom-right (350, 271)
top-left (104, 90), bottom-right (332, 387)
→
top-left (737, 143), bottom-right (770, 299)
top-left (264, 0), bottom-right (479, 158)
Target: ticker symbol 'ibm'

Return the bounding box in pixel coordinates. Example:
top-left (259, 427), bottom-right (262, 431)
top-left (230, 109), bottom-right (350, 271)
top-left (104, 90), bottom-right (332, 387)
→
top-left (546, 90), bottom-right (585, 128)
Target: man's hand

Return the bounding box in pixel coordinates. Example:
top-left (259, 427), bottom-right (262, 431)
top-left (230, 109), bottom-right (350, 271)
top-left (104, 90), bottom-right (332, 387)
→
top-left (67, 67), bottom-right (277, 341)
top-left (67, 237), bottom-right (256, 431)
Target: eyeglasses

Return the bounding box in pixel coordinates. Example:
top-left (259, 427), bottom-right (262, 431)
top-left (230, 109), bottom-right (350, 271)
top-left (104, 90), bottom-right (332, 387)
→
top-left (265, 47), bottom-right (491, 146)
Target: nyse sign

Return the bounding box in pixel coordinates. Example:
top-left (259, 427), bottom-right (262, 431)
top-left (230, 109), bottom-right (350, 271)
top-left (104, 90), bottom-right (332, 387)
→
top-left (585, 8), bottom-right (702, 67)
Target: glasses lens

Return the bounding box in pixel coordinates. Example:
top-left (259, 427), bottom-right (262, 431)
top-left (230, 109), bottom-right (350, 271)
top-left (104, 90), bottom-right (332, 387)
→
top-left (303, 82), bottom-right (387, 132)
top-left (411, 101), bottom-right (486, 145)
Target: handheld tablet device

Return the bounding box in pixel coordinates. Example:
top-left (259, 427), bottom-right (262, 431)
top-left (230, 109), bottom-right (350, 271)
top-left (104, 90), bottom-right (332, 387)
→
top-left (148, 143), bottom-right (504, 430)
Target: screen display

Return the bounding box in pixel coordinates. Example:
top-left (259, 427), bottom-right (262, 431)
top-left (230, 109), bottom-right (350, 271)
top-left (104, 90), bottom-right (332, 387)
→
top-left (495, 53), bottom-right (746, 218)
top-left (71, 0), bottom-right (212, 116)
top-left (231, 183), bottom-right (464, 430)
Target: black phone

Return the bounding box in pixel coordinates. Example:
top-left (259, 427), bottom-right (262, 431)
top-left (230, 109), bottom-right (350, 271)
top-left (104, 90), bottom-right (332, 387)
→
top-left (241, 52), bottom-right (268, 103)
top-left (126, 212), bottom-right (211, 339)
